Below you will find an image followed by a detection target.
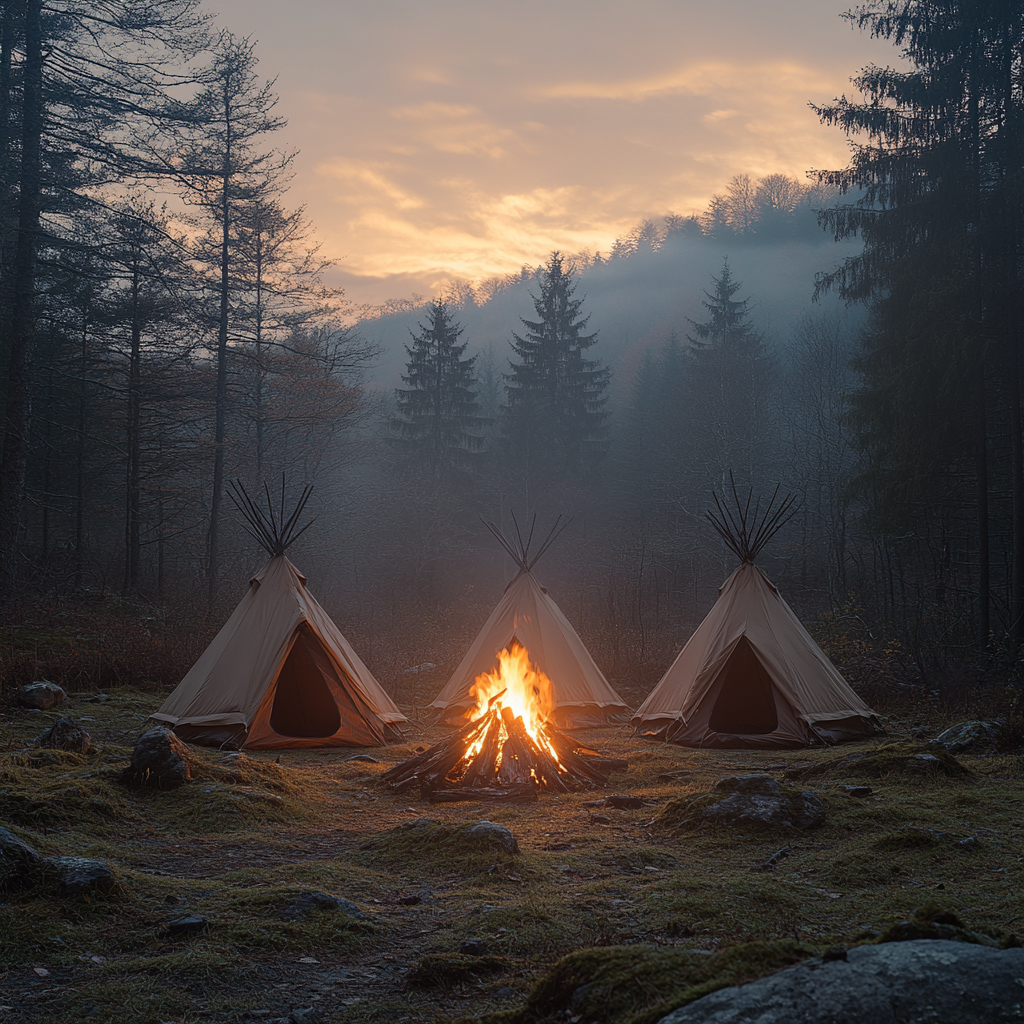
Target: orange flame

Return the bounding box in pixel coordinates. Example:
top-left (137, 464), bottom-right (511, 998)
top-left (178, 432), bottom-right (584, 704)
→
top-left (464, 641), bottom-right (559, 761)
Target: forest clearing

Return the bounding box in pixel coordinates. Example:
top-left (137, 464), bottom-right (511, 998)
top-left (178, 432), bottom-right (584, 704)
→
top-left (6, 1), bottom-right (1024, 1020)
top-left (0, 685), bottom-right (1020, 1024)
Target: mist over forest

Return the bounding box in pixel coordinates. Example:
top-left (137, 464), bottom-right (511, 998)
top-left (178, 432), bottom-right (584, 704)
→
top-left (0, 0), bottom-right (1016, 716)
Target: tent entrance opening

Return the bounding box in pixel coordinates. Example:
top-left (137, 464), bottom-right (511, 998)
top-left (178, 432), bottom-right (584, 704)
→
top-left (270, 630), bottom-right (342, 738)
top-left (708, 637), bottom-right (778, 734)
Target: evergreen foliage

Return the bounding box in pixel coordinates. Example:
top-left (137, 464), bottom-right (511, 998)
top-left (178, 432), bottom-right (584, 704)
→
top-left (811, 0), bottom-right (1024, 641)
top-left (685, 260), bottom-right (777, 493)
top-left (505, 252), bottom-right (610, 493)
top-left (393, 300), bottom-right (486, 476)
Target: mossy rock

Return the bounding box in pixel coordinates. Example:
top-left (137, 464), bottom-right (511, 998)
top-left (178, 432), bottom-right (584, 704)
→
top-left (469, 940), bottom-right (814, 1024)
top-left (660, 775), bottom-right (825, 830)
top-left (784, 743), bottom-right (972, 782)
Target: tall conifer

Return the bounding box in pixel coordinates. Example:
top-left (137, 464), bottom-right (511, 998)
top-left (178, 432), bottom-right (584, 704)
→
top-left (505, 252), bottom-right (609, 494)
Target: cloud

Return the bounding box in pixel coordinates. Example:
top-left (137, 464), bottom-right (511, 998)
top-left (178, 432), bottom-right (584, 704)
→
top-left (540, 61), bottom-right (833, 103)
top-left (207, 0), bottom-right (897, 302)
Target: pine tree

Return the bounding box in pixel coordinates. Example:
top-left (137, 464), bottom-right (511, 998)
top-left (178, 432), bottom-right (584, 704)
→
top-left (393, 300), bottom-right (486, 476)
top-left (684, 260), bottom-right (776, 493)
top-left (505, 252), bottom-right (610, 493)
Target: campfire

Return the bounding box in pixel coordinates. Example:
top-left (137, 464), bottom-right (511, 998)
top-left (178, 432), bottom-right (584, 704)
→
top-left (383, 641), bottom-right (627, 803)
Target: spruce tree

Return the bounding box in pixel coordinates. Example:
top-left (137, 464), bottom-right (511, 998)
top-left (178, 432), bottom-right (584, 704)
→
top-left (393, 300), bottom-right (486, 476)
top-left (505, 252), bottom-right (609, 493)
top-left (684, 260), bottom-right (776, 493)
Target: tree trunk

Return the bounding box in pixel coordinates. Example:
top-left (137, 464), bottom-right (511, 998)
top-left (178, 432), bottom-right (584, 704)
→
top-left (0, 0), bottom-right (43, 605)
top-left (207, 78), bottom-right (232, 610)
top-left (973, 361), bottom-right (990, 646)
top-left (123, 265), bottom-right (142, 594)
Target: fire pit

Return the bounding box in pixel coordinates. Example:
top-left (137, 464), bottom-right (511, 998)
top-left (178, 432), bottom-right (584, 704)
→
top-left (383, 642), bottom-right (627, 803)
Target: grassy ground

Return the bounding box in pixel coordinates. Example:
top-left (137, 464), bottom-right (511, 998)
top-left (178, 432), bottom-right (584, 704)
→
top-left (0, 690), bottom-right (1021, 1024)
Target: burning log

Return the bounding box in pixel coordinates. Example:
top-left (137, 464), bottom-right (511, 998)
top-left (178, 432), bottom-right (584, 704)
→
top-left (384, 640), bottom-right (627, 800)
top-left (383, 705), bottom-right (626, 799)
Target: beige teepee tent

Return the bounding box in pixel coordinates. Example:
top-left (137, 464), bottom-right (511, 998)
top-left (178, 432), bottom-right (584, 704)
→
top-left (632, 485), bottom-right (881, 748)
top-left (429, 515), bottom-right (629, 729)
top-left (151, 482), bottom-right (407, 750)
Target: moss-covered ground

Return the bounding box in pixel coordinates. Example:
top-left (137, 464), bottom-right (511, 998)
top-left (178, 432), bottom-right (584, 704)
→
top-left (0, 689), bottom-right (1021, 1023)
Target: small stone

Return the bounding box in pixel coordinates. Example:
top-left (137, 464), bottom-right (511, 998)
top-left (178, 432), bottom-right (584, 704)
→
top-left (47, 856), bottom-right (114, 897)
top-left (0, 826), bottom-right (45, 888)
top-left (281, 891), bottom-right (366, 921)
top-left (605, 794), bottom-right (644, 809)
top-left (345, 754), bottom-right (379, 763)
top-left (36, 717), bottom-right (92, 754)
top-left (465, 820), bottom-right (519, 854)
top-left (842, 785), bottom-right (873, 798)
top-left (289, 1009), bottom-right (319, 1024)
top-left (120, 727), bottom-right (193, 790)
top-left (162, 915), bottom-right (209, 937)
top-left (958, 836), bottom-right (980, 849)
top-left (459, 937), bottom-right (489, 955)
top-left (589, 812), bottom-right (613, 824)
top-left (19, 682), bottom-right (67, 711)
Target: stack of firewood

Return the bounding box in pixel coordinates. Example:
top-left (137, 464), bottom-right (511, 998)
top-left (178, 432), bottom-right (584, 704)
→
top-left (382, 705), bottom-right (627, 803)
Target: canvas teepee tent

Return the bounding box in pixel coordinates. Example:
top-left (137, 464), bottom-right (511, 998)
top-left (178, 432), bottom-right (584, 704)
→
top-left (152, 481), bottom-right (407, 749)
top-left (632, 483), bottom-right (881, 748)
top-left (428, 514), bottom-right (629, 729)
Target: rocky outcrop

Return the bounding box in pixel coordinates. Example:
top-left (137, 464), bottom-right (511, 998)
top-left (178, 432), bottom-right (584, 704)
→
top-left (657, 940), bottom-right (1024, 1023)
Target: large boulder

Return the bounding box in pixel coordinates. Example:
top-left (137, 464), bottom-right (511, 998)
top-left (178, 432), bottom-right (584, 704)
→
top-left (657, 940), bottom-right (1024, 1024)
top-left (47, 856), bottom-right (114, 896)
top-left (0, 826), bottom-right (45, 888)
top-left (36, 716), bottom-right (92, 754)
top-left (663, 775), bottom-right (825, 830)
top-left (18, 681), bottom-right (67, 710)
top-left (932, 720), bottom-right (1001, 754)
top-left (120, 727), bottom-right (193, 790)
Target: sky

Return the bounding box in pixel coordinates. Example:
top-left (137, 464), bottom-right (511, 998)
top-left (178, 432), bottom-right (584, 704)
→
top-left (201, 1), bottom-right (899, 305)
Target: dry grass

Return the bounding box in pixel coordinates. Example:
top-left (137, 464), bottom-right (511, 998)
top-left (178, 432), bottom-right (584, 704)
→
top-left (0, 691), bottom-right (1021, 1024)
